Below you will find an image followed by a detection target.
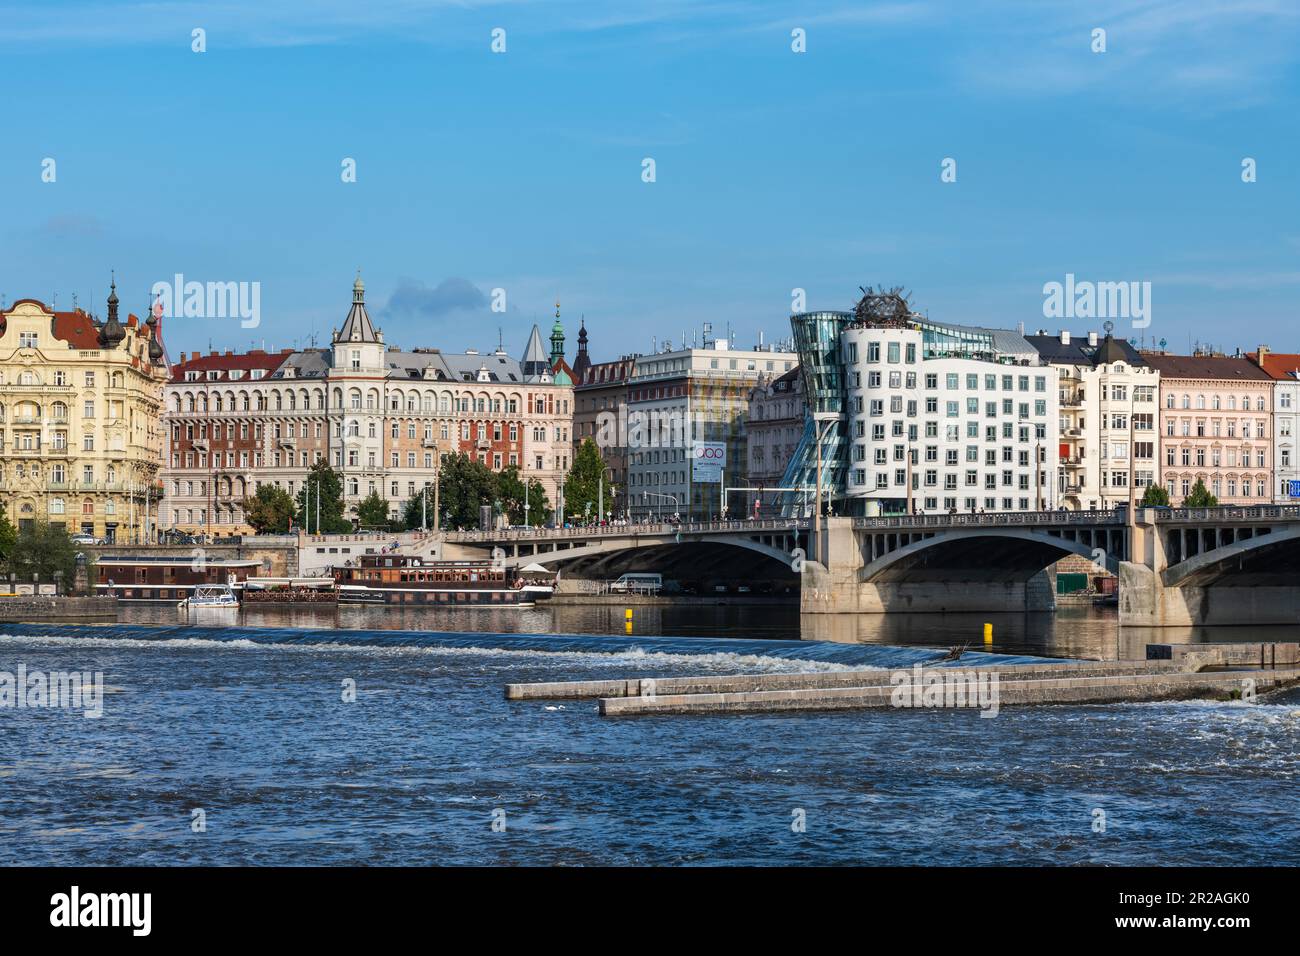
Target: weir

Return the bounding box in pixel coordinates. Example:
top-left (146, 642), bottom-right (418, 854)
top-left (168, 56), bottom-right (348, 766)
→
top-left (507, 642), bottom-right (1300, 717)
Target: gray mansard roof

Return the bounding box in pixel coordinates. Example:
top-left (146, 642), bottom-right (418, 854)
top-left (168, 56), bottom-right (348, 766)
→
top-left (386, 349), bottom-right (524, 384)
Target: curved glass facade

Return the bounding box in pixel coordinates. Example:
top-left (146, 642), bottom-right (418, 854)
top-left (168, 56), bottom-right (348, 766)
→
top-left (779, 311), bottom-right (851, 515)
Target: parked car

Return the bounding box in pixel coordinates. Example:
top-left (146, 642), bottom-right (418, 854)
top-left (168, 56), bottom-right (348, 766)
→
top-left (70, 533), bottom-right (97, 546)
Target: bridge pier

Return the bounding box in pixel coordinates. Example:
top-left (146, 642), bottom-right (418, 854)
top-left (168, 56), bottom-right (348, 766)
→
top-left (802, 518), bottom-right (1057, 615)
top-left (1119, 560), bottom-right (1300, 627)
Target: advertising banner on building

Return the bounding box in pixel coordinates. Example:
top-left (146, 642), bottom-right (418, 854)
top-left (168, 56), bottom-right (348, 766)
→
top-left (692, 442), bottom-right (726, 483)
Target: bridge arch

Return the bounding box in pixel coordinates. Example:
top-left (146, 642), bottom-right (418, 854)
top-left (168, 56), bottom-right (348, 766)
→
top-left (1163, 524), bottom-right (1300, 587)
top-left (860, 528), bottom-right (1120, 584)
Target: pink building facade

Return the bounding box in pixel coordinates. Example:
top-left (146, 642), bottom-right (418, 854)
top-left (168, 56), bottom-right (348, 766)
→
top-left (1144, 354), bottom-right (1274, 505)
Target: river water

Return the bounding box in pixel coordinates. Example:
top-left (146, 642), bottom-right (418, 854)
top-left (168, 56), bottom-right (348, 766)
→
top-left (1, 603), bottom-right (1297, 865)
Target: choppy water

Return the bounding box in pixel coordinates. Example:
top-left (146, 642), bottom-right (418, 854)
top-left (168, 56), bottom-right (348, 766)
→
top-left (1, 617), bottom-right (1298, 865)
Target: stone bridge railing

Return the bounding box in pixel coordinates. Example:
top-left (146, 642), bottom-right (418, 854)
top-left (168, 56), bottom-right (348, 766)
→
top-left (851, 509), bottom-right (1124, 531)
top-left (442, 518), bottom-right (807, 544)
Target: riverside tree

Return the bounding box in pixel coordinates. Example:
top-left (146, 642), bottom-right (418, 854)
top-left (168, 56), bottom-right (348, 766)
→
top-left (296, 460), bottom-right (352, 533)
top-left (8, 521), bottom-right (79, 586)
top-left (0, 503), bottom-right (16, 571)
top-left (1184, 478), bottom-right (1218, 508)
top-left (563, 438), bottom-right (615, 522)
top-left (1140, 484), bottom-right (1170, 507)
top-left (402, 458), bottom-right (553, 530)
top-left (356, 490), bottom-right (392, 529)
top-left (498, 465), bottom-right (552, 526)
top-left (241, 484), bottom-right (297, 533)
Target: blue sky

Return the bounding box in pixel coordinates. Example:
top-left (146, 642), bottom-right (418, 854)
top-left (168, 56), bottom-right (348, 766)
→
top-left (1, 0), bottom-right (1298, 361)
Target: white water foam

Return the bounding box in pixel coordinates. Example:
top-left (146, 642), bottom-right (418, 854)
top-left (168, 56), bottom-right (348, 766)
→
top-left (0, 632), bottom-right (861, 675)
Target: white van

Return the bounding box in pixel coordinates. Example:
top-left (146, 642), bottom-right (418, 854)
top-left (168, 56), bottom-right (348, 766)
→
top-left (610, 572), bottom-right (662, 594)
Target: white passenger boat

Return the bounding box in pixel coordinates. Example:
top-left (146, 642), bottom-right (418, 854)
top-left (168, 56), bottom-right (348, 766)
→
top-left (180, 584), bottom-right (240, 609)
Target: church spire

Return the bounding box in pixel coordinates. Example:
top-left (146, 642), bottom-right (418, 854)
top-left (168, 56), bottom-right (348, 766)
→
top-left (549, 299), bottom-right (565, 365)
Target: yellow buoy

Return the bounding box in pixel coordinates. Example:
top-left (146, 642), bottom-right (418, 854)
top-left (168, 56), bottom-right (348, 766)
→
top-left (625, 608), bottom-right (633, 621)
top-left (983, 622), bottom-right (993, 644)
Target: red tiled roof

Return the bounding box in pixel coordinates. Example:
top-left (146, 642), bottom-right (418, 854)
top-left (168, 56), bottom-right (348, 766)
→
top-left (51, 309), bottom-right (103, 349)
top-left (1245, 351), bottom-right (1300, 381)
top-left (168, 348), bottom-right (290, 384)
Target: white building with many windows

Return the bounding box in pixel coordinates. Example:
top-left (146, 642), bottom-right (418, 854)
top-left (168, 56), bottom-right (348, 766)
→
top-left (838, 320), bottom-right (1058, 514)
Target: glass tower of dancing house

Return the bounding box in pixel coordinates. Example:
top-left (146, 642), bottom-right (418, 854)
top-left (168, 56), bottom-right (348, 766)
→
top-left (780, 307), bottom-right (1059, 516)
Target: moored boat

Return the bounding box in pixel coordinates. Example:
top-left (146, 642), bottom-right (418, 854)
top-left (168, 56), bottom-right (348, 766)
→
top-left (332, 554), bottom-right (545, 607)
top-left (181, 583), bottom-right (240, 609)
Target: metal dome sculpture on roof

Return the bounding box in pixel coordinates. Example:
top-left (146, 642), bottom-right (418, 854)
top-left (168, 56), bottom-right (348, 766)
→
top-left (850, 284), bottom-right (916, 330)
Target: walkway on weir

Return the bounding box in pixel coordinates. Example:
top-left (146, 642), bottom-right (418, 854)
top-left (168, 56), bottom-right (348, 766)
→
top-left (506, 643), bottom-right (1300, 717)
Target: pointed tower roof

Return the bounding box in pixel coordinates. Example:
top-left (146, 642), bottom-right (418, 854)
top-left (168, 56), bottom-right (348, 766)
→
top-left (335, 272), bottom-right (379, 343)
top-left (100, 275), bottom-right (126, 347)
top-left (521, 324), bottom-right (551, 380)
top-left (572, 316), bottom-right (591, 378)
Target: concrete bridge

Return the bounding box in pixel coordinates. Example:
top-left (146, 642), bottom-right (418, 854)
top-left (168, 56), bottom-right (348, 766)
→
top-left (436, 519), bottom-right (808, 584)
top-left (1123, 505), bottom-right (1300, 627)
top-left (432, 505), bottom-right (1300, 626)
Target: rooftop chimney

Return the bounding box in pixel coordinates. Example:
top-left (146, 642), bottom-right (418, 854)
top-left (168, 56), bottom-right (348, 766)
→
top-left (1088, 331), bottom-right (1098, 347)
top-left (1257, 345), bottom-right (1270, 364)
top-left (1059, 330), bottom-right (1070, 345)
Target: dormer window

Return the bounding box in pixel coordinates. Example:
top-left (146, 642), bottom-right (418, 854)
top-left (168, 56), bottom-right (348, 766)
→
top-left (282, 367), bottom-right (295, 379)
top-left (185, 371), bottom-right (200, 381)
top-left (206, 370), bottom-right (220, 380)
top-left (251, 369), bottom-right (265, 380)
top-left (230, 369), bottom-right (244, 380)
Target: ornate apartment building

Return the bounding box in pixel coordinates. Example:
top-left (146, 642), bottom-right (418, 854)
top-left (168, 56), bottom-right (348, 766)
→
top-left (1027, 329), bottom-right (1160, 511)
top-left (1142, 353), bottom-right (1274, 505)
top-left (744, 367), bottom-right (804, 511)
top-left (161, 276), bottom-right (574, 535)
top-left (0, 286), bottom-right (168, 541)
top-left (1246, 347), bottom-right (1300, 503)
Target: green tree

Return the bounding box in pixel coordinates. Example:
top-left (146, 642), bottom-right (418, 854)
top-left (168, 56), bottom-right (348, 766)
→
top-left (356, 490), bottom-right (392, 529)
top-left (296, 460), bottom-right (351, 533)
top-left (1184, 478), bottom-right (1218, 508)
top-left (440, 453), bottom-right (499, 529)
top-left (401, 453), bottom-right (499, 530)
top-left (1140, 484), bottom-right (1170, 507)
top-left (9, 521), bottom-right (79, 588)
top-left (0, 502), bottom-right (16, 572)
top-left (563, 438), bottom-right (614, 523)
top-left (241, 483), bottom-right (297, 533)
top-left (497, 465), bottom-right (552, 526)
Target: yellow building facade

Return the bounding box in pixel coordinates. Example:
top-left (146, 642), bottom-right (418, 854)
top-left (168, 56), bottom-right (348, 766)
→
top-left (0, 287), bottom-right (168, 542)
